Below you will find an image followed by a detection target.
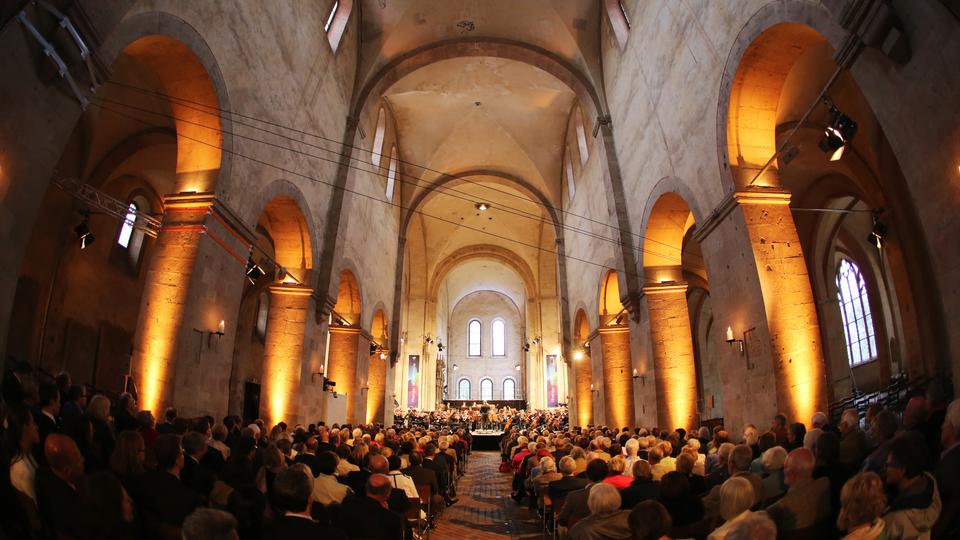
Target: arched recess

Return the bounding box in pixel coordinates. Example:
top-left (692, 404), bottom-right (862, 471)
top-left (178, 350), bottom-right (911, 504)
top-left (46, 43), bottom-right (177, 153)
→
top-left (366, 308), bottom-right (390, 423)
top-left (597, 270), bottom-right (634, 429)
top-left (573, 309), bottom-right (593, 427)
top-left (328, 269), bottom-right (363, 423)
top-left (640, 190), bottom-right (709, 430)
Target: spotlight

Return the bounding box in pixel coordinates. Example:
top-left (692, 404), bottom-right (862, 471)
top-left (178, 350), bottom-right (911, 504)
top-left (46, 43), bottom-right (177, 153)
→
top-left (475, 202), bottom-right (490, 212)
top-left (379, 352), bottom-right (386, 360)
top-left (819, 103), bottom-right (858, 162)
top-left (245, 256), bottom-right (265, 285)
top-left (74, 219), bottom-right (95, 250)
top-left (573, 350), bottom-right (584, 361)
top-left (868, 213), bottom-right (888, 249)
top-left (437, 341), bottom-right (444, 352)
top-left (453, 364), bottom-right (459, 371)
top-left (583, 341), bottom-right (590, 349)
top-left (370, 342), bottom-right (379, 355)
top-left (515, 364), bottom-right (521, 371)
top-left (523, 342), bottom-right (530, 352)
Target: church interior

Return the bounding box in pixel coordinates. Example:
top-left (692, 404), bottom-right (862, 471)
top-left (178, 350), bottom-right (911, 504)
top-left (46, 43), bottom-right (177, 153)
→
top-left (1, 1), bottom-right (959, 539)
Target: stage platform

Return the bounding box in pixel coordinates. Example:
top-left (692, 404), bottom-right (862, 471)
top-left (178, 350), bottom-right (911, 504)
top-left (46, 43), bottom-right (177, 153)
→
top-left (470, 429), bottom-right (504, 451)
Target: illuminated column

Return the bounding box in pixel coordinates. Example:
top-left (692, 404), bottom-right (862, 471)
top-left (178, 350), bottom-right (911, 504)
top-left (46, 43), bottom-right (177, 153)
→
top-left (644, 283), bottom-right (698, 431)
top-left (574, 353), bottom-right (593, 427)
top-left (327, 325), bottom-right (360, 423)
top-left (736, 189), bottom-right (827, 425)
top-left (262, 283), bottom-right (312, 426)
top-left (367, 351), bottom-right (387, 423)
top-left (598, 325), bottom-right (635, 429)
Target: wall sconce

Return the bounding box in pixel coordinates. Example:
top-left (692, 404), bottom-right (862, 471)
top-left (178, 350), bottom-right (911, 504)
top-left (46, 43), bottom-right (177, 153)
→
top-left (531, 336), bottom-right (541, 346)
top-left (590, 383), bottom-right (600, 397)
top-left (515, 363), bottom-right (521, 371)
top-left (725, 326), bottom-right (745, 353)
top-left (726, 326), bottom-right (757, 370)
top-left (452, 364), bottom-right (459, 371)
top-left (425, 336), bottom-right (434, 345)
top-left (437, 340), bottom-right (444, 352)
top-left (632, 368), bottom-right (646, 386)
top-left (573, 350), bottom-right (584, 361)
top-left (193, 320), bottom-right (226, 348)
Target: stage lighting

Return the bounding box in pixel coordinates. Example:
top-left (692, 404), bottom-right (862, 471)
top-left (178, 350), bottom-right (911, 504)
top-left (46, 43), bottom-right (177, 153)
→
top-left (245, 256), bottom-right (265, 285)
top-left (868, 214), bottom-right (888, 249)
top-left (475, 202), bottom-right (490, 212)
top-left (370, 342), bottom-right (379, 355)
top-left (74, 219), bottom-right (95, 249)
top-left (523, 342), bottom-right (530, 352)
top-left (573, 350), bottom-right (584, 361)
top-left (819, 104), bottom-right (858, 162)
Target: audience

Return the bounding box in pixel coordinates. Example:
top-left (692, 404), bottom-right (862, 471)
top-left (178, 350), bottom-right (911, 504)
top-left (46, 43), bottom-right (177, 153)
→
top-left (767, 447), bottom-right (831, 533)
top-left (882, 432), bottom-right (941, 539)
top-left (837, 471), bottom-right (887, 540)
top-left (567, 482), bottom-right (630, 540)
top-left (628, 500), bottom-right (671, 540)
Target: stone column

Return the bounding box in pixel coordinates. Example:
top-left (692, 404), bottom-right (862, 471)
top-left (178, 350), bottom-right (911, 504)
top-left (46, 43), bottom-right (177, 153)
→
top-left (574, 352), bottom-right (593, 427)
top-left (327, 326), bottom-right (360, 423)
top-left (644, 283), bottom-right (698, 431)
top-left (367, 350), bottom-right (387, 424)
top-left (261, 283), bottom-right (312, 426)
top-left (598, 325), bottom-right (635, 429)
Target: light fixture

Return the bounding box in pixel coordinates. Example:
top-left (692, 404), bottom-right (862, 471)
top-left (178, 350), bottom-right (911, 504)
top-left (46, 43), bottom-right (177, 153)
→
top-left (583, 341), bottom-right (590, 349)
top-left (726, 326), bottom-right (745, 354)
top-left (246, 256), bottom-right (265, 285)
top-left (453, 364), bottom-right (459, 371)
top-left (437, 340), bottom-right (444, 352)
top-left (819, 101), bottom-right (858, 162)
top-left (573, 350), bottom-right (584, 361)
top-left (632, 368), bottom-right (646, 386)
top-left (523, 342), bottom-right (530, 352)
top-left (369, 342), bottom-right (380, 355)
top-left (425, 336), bottom-right (433, 345)
top-left (74, 215), bottom-right (95, 249)
top-left (475, 202), bottom-right (490, 212)
top-left (515, 363), bottom-right (521, 371)
top-left (379, 352), bottom-right (387, 360)
top-left (868, 212), bottom-right (888, 249)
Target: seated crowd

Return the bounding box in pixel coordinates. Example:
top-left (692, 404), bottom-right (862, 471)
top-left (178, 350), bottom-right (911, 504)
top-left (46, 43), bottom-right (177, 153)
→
top-left (503, 392), bottom-right (959, 540)
top-left (1, 366), bottom-right (468, 540)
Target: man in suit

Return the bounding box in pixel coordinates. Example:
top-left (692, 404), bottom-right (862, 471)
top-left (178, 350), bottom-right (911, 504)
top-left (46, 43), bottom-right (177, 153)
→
top-left (157, 407), bottom-right (177, 434)
top-left (424, 443), bottom-right (457, 505)
top-left (548, 455), bottom-right (590, 502)
top-left (32, 382), bottom-right (60, 465)
top-left (182, 431), bottom-right (216, 500)
top-left (766, 447), bottom-right (831, 534)
top-left (935, 399), bottom-right (960, 538)
top-left (36, 434), bottom-right (84, 539)
top-left (138, 434), bottom-right (201, 527)
top-left (402, 451), bottom-right (444, 520)
top-left (294, 436), bottom-right (321, 477)
top-left (620, 460), bottom-right (660, 509)
top-left (557, 458), bottom-right (608, 528)
top-left (316, 426), bottom-right (337, 455)
top-left (264, 467), bottom-right (347, 539)
top-left (336, 474), bottom-right (404, 540)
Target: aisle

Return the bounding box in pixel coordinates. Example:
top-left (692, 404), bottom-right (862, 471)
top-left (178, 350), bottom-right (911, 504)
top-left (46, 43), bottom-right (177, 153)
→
top-left (432, 451), bottom-right (543, 540)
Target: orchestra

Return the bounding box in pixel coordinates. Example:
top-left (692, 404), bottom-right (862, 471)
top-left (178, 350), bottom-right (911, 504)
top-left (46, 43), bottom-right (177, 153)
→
top-left (393, 402), bottom-right (568, 433)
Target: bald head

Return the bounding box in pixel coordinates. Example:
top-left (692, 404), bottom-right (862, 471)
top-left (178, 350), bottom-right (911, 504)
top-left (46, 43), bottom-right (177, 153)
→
top-left (366, 473), bottom-right (392, 503)
top-left (368, 454), bottom-right (389, 474)
top-left (45, 434), bottom-right (84, 484)
top-left (784, 447), bottom-right (815, 486)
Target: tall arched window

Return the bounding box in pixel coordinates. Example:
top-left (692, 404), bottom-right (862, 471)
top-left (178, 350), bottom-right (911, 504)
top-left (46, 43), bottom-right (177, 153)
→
top-left (492, 319), bottom-right (505, 356)
top-left (502, 378), bottom-right (516, 400)
top-left (458, 378), bottom-right (470, 400)
top-left (836, 259), bottom-right (878, 366)
top-left (564, 152), bottom-right (576, 201)
top-left (385, 146), bottom-right (397, 202)
top-left (575, 109), bottom-right (589, 165)
top-left (371, 108), bottom-right (386, 168)
top-left (480, 378), bottom-right (493, 401)
top-left (255, 290), bottom-right (269, 341)
top-left (468, 319), bottom-right (481, 356)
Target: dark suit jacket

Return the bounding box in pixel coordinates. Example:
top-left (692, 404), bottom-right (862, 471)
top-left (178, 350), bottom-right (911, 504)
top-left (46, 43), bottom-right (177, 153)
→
top-left (548, 475), bottom-right (589, 501)
top-left (424, 456), bottom-right (449, 494)
top-left (620, 479), bottom-right (659, 509)
top-left (182, 455), bottom-right (216, 498)
top-left (36, 468), bottom-right (82, 538)
top-left (1, 371), bottom-right (24, 405)
top-left (402, 464), bottom-right (440, 496)
top-left (200, 445), bottom-right (226, 474)
top-left (32, 410), bottom-right (59, 465)
top-left (294, 452), bottom-right (321, 477)
top-left (336, 495), bottom-right (404, 540)
top-left (557, 483), bottom-right (593, 527)
top-left (264, 514), bottom-right (347, 540)
top-left (137, 470), bottom-right (201, 526)
top-left (936, 445), bottom-right (960, 537)
top-left (345, 469), bottom-right (372, 496)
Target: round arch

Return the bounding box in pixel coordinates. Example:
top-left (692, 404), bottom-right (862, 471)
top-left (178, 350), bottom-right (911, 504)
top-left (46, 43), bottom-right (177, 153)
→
top-left (428, 244), bottom-right (538, 303)
top-left (250, 179), bottom-right (319, 274)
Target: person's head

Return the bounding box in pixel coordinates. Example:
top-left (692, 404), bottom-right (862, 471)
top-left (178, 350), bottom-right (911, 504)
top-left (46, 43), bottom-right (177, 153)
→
top-left (728, 444), bottom-right (753, 474)
top-left (885, 432), bottom-right (927, 486)
top-left (719, 476), bottom-right (755, 520)
top-left (675, 452), bottom-right (695, 476)
top-left (629, 500), bottom-right (671, 540)
top-left (366, 473), bottom-right (392, 505)
top-left (811, 411), bottom-right (828, 429)
top-left (164, 407), bottom-right (178, 423)
top-left (742, 424), bottom-right (759, 446)
top-left (837, 472), bottom-right (886, 532)
top-left (787, 422), bottom-right (806, 445)
top-left (586, 482), bottom-right (622, 515)
top-left (586, 458), bottom-right (610, 483)
top-left (625, 438), bottom-right (639, 456)
top-left (317, 450), bottom-right (339, 476)
top-left (387, 454), bottom-right (403, 472)
top-left (153, 434), bottom-right (184, 473)
top-left (55, 371), bottom-right (71, 392)
top-left (608, 455), bottom-right (626, 475)
top-left (118, 392), bottom-right (136, 413)
top-left (367, 454), bottom-right (389, 474)
top-left (110, 430), bottom-right (146, 475)
top-left (757, 432), bottom-right (776, 453)
top-left (839, 409), bottom-right (860, 435)
top-left (870, 410), bottom-right (899, 443)
top-left (261, 444), bottom-right (284, 469)
top-left (813, 431), bottom-right (839, 465)
top-left (631, 459), bottom-right (652, 481)
top-left (903, 396), bottom-right (930, 430)
top-left (783, 448), bottom-right (815, 486)
top-left (941, 398), bottom-right (960, 448)
top-left (761, 446), bottom-right (787, 473)
top-left (803, 428), bottom-right (822, 450)
top-left (182, 508), bottom-right (238, 540)
top-left (87, 394), bottom-right (111, 422)
top-left (558, 455), bottom-right (576, 475)
top-left (4, 403), bottom-right (38, 454)
top-left (67, 384), bottom-right (87, 407)
top-left (540, 456), bottom-right (557, 473)
top-left (647, 446), bottom-right (662, 465)
top-left (725, 511), bottom-right (777, 540)
top-left (717, 442), bottom-right (735, 464)
top-left (39, 382), bottom-right (60, 414)
top-left (45, 433), bottom-right (84, 485)
top-left (273, 467), bottom-right (313, 514)
top-left (772, 414), bottom-right (787, 430)
top-left (182, 431), bottom-right (208, 460)
top-left (135, 410), bottom-right (155, 430)
top-left (658, 471), bottom-right (690, 502)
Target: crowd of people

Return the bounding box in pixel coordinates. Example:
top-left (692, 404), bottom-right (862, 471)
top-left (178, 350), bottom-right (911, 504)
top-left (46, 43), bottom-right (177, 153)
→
top-left (395, 404), bottom-right (569, 432)
top-left (500, 392), bottom-right (959, 540)
top-left (1, 363), bottom-right (469, 540)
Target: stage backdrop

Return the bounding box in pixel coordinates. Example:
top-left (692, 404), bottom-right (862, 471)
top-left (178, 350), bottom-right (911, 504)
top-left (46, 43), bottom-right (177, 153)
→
top-left (546, 354), bottom-right (558, 407)
top-left (407, 355), bottom-right (419, 408)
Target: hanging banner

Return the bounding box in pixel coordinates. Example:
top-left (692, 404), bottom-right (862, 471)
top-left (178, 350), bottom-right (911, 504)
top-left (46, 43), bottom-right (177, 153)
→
top-left (546, 354), bottom-right (558, 407)
top-left (407, 355), bottom-right (420, 408)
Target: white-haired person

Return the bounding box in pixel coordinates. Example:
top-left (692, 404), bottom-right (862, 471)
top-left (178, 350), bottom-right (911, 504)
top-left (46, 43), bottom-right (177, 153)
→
top-left (759, 445), bottom-right (788, 504)
top-left (624, 438), bottom-right (641, 473)
top-left (567, 483), bottom-right (631, 540)
top-left (708, 477), bottom-right (757, 540)
top-left (532, 456), bottom-right (562, 513)
top-left (724, 511), bottom-right (777, 540)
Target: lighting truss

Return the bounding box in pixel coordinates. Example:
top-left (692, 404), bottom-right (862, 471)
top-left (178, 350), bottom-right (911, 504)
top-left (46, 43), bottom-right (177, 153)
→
top-left (54, 177), bottom-right (161, 238)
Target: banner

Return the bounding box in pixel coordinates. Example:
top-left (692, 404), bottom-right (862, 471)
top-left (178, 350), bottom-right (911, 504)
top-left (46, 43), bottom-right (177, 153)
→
top-left (407, 355), bottom-right (420, 408)
top-left (546, 354), bottom-right (558, 407)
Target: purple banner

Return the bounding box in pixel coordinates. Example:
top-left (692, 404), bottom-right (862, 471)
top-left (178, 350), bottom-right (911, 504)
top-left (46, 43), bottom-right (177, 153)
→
top-left (546, 354), bottom-right (558, 407)
top-left (407, 355), bottom-right (420, 408)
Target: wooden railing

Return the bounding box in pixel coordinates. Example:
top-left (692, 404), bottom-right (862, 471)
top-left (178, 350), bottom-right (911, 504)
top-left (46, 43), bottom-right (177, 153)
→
top-left (828, 372), bottom-right (953, 423)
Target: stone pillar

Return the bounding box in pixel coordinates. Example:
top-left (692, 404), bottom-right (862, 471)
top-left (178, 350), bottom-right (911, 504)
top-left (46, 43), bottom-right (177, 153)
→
top-left (598, 325), bottom-right (635, 429)
top-left (644, 283), bottom-right (698, 431)
top-left (735, 189), bottom-right (827, 425)
top-left (261, 283), bottom-right (312, 426)
top-left (574, 353), bottom-right (593, 427)
top-left (367, 351), bottom-right (387, 424)
top-left (327, 325), bottom-right (360, 423)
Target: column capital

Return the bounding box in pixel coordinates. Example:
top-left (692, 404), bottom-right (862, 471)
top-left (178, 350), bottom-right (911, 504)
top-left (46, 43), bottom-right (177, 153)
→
top-left (597, 324), bottom-right (631, 335)
top-left (642, 282), bottom-right (689, 295)
top-left (328, 324), bottom-right (362, 336)
top-left (268, 283), bottom-right (314, 297)
top-left (162, 191), bottom-right (216, 210)
top-left (620, 291), bottom-right (644, 322)
top-left (734, 187), bottom-right (792, 206)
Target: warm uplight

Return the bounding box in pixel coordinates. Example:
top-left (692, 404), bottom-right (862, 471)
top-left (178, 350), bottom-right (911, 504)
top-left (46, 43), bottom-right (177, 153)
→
top-left (573, 350), bottom-right (584, 361)
top-left (475, 202), bottom-right (490, 211)
top-left (726, 326), bottom-right (734, 342)
top-left (264, 284), bottom-right (312, 425)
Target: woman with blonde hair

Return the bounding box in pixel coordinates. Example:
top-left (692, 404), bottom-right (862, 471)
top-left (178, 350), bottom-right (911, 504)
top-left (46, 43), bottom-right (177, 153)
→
top-left (837, 472), bottom-right (888, 540)
top-left (87, 394), bottom-right (115, 470)
top-left (708, 476), bottom-right (756, 540)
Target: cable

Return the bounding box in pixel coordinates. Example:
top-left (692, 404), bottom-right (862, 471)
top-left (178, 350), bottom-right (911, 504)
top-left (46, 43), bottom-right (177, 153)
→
top-left (96, 81), bottom-right (706, 263)
top-left (90, 94), bottom-right (698, 266)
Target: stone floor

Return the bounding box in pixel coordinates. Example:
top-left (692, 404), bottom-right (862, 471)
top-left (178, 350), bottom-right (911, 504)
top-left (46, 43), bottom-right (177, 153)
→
top-left (432, 451), bottom-right (544, 540)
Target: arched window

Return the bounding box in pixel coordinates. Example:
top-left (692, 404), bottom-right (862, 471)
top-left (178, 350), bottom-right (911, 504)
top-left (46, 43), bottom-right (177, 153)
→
top-left (117, 195), bottom-right (150, 268)
top-left (458, 378), bottom-right (470, 400)
top-left (371, 108), bottom-right (386, 168)
top-left (605, 0), bottom-right (631, 50)
top-left (117, 202), bottom-right (137, 248)
top-left (564, 152), bottom-right (576, 201)
top-left (468, 319), bottom-right (481, 357)
top-left (324, 0), bottom-right (353, 53)
top-left (574, 109), bottom-right (589, 165)
top-left (480, 378), bottom-right (493, 401)
top-left (385, 146), bottom-right (397, 203)
top-left (255, 290), bottom-right (269, 340)
top-left (502, 378), bottom-right (516, 400)
top-left (492, 319), bottom-right (505, 356)
top-left (836, 259), bottom-right (878, 366)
